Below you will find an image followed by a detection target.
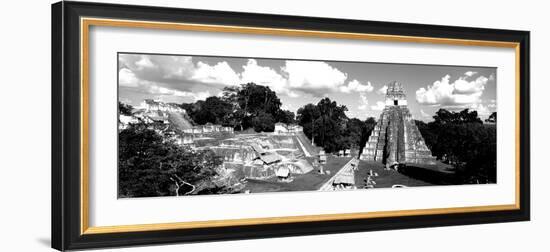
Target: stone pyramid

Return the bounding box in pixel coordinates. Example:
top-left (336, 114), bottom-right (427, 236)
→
top-left (360, 81), bottom-right (436, 166)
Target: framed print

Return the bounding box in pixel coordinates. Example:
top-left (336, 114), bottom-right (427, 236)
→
top-left (51, 1), bottom-right (530, 251)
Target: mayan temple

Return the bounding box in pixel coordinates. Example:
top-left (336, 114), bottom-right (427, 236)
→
top-left (360, 81), bottom-right (437, 167)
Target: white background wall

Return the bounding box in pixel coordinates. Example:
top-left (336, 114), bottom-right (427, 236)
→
top-left (0, 0), bottom-right (546, 251)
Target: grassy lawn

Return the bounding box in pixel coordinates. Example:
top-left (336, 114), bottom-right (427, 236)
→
top-left (244, 157), bottom-right (352, 193)
top-left (398, 162), bottom-right (458, 185)
top-left (354, 161), bottom-right (457, 188)
top-left (243, 157), bottom-right (458, 193)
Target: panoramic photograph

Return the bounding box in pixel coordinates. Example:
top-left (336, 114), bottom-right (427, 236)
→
top-left (117, 53), bottom-right (497, 198)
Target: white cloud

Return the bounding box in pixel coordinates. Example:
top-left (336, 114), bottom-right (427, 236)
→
top-left (420, 109), bottom-right (430, 118)
top-left (282, 60), bottom-right (348, 96)
top-left (415, 72), bottom-right (496, 119)
top-left (469, 103), bottom-right (491, 118)
top-left (241, 59), bottom-right (290, 96)
top-left (135, 56), bottom-right (156, 69)
top-left (147, 85), bottom-right (184, 96)
top-left (415, 75), bottom-right (454, 105)
top-left (192, 91), bottom-right (212, 101)
top-left (415, 73), bottom-right (490, 106)
top-left (148, 85), bottom-right (210, 102)
top-left (119, 68), bottom-right (140, 87)
top-left (118, 63), bottom-right (210, 102)
top-left (194, 59), bottom-right (361, 98)
top-left (464, 71), bottom-right (477, 77)
top-left (281, 103), bottom-right (293, 111)
top-left (160, 56), bottom-right (195, 80)
top-left (453, 75), bottom-right (488, 95)
top-left (340, 80), bottom-right (374, 93)
top-left (371, 101), bottom-right (386, 111)
top-left (358, 92), bottom-right (369, 110)
top-left (192, 61), bottom-right (241, 86)
top-left (376, 85), bottom-right (388, 95)
top-left (120, 54), bottom-right (383, 100)
top-left (488, 99), bottom-right (497, 108)
top-left (119, 54), bottom-right (197, 91)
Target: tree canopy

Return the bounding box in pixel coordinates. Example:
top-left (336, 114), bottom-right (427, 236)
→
top-left (118, 123), bottom-right (226, 197)
top-left (415, 108), bottom-right (496, 184)
top-left (432, 108), bottom-right (483, 125)
top-left (118, 101), bottom-right (133, 116)
top-left (184, 96), bottom-right (233, 125)
top-left (182, 83), bottom-right (295, 132)
top-left (485, 112), bottom-right (497, 123)
top-left (296, 97), bottom-right (375, 153)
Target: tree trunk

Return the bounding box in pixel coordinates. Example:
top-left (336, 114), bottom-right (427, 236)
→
top-left (170, 177), bottom-right (180, 197)
top-left (311, 118), bottom-right (314, 145)
top-left (174, 174), bottom-right (196, 195)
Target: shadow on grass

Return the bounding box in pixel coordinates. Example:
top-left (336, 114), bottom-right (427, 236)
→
top-left (398, 165), bottom-right (458, 185)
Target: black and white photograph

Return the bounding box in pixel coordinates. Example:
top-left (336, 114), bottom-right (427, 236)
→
top-left (117, 53), bottom-right (497, 198)
top-left (0, 0), bottom-right (541, 251)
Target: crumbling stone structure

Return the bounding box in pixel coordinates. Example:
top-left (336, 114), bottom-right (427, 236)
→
top-left (360, 81), bottom-right (436, 166)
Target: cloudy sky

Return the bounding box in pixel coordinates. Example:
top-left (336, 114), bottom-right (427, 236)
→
top-left (119, 53), bottom-right (496, 121)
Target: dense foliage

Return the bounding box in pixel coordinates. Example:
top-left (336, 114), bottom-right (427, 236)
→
top-left (181, 96), bottom-right (233, 126)
top-left (118, 81), bottom-right (496, 189)
top-left (485, 112), bottom-right (497, 123)
top-left (118, 101), bottom-right (133, 116)
top-left (296, 98), bottom-right (376, 153)
top-left (415, 109), bottom-right (496, 183)
top-left (181, 83), bottom-right (295, 132)
top-left (180, 83), bottom-right (377, 153)
top-left (118, 123), bottom-right (226, 197)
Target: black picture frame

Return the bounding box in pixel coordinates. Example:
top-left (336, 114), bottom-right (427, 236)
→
top-left (52, 1), bottom-right (530, 251)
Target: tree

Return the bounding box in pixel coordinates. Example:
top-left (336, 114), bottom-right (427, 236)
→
top-left (276, 110), bottom-right (296, 124)
top-left (432, 108), bottom-right (482, 125)
top-left (315, 98), bottom-right (349, 152)
top-left (219, 83), bottom-right (287, 132)
top-left (432, 123), bottom-right (496, 183)
top-left (485, 112), bottom-right (497, 123)
top-left (237, 83), bottom-right (282, 116)
top-left (296, 99), bottom-right (376, 154)
top-left (296, 104), bottom-right (320, 144)
top-left (415, 120), bottom-right (437, 150)
top-left (187, 96), bottom-right (232, 126)
top-left (233, 83), bottom-right (283, 131)
top-left (415, 109), bottom-right (496, 184)
top-left (118, 123), bottom-right (225, 197)
top-left (296, 98), bottom-right (354, 153)
top-left (118, 102), bottom-right (133, 116)
top-left (251, 111), bottom-right (276, 132)
top-left (183, 83), bottom-right (294, 132)
top-left (221, 86), bottom-right (246, 130)
top-left (346, 118), bottom-right (365, 149)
